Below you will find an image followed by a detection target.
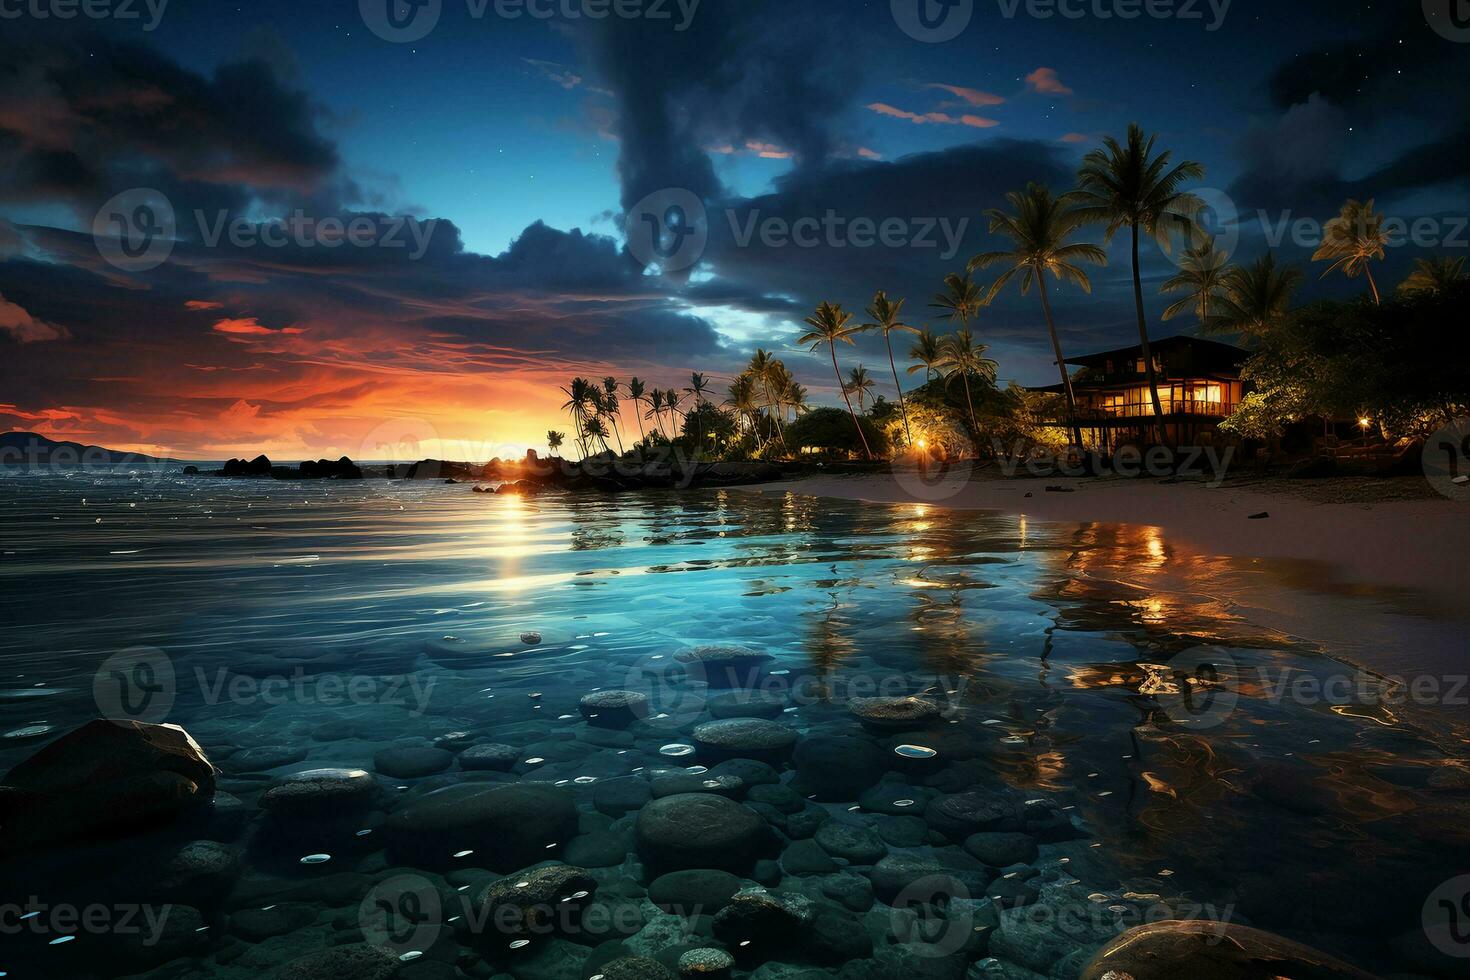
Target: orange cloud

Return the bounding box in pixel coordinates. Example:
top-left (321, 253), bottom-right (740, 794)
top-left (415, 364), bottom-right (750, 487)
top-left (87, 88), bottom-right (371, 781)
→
top-left (1060, 132), bottom-right (1090, 143)
top-left (0, 292), bottom-right (68, 343)
top-left (1026, 68), bottom-right (1073, 96)
top-left (857, 147), bottom-right (882, 160)
top-left (866, 103), bottom-right (998, 128)
top-left (925, 83), bottom-right (1005, 107)
top-left (212, 317), bottom-right (306, 336)
top-left (185, 300), bottom-right (223, 311)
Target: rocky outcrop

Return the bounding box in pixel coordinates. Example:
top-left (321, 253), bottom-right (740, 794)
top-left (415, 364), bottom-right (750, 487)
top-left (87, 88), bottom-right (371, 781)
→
top-left (1078, 920), bottom-right (1379, 979)
top-left (0, 720), bottom-right (217, 851)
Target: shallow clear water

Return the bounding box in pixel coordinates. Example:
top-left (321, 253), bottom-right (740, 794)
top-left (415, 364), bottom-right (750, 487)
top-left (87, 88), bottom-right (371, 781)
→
top-left (0, 471), bottom-right (1465, 978)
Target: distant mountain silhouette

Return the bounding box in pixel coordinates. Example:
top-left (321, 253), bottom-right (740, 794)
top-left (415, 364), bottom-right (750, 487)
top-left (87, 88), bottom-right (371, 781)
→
top-left (0, 431), bottom-right (175, 468)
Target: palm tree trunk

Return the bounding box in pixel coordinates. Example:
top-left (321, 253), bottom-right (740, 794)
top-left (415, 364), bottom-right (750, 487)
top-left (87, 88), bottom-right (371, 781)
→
top-left (960, 373), bottom-right (979, 452)
top-left (1131, 222), bottom-right (1167, 445)
top-left (632, 399), bottom-right (646, 447)
top-left (1365, 265), bottom-right (1381, 305)
top-left (1037, 274), bottom-right (1085, 449)
top-left (830, 345), bottom-right (873, 459)
top-left (885, 335), bottom-right (913, 449)
top-left (610, 417), bottom-right (625, 455)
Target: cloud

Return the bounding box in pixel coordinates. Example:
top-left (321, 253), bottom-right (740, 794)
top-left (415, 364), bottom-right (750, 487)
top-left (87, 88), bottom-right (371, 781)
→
top-left (0, 291), bottom-right (67, 343)
top-left (1059, 132), bottom-right (1090, 144)
top-left (523, 58), bottom-right (584, 90)
top-left (212, 317), bottom-right (305, 337)
top-left (866, 103), bottom-right (999, 128)
top-left (1025, 68), bottom-right (1073, 96)
top-left (185, 300), bottom-right (224, 311)
top-left (924, 83), bottom-right (1005, 107)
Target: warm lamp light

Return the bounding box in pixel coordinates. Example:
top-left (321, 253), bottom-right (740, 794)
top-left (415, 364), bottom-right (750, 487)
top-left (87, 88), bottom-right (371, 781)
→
top-left (1358, 418), bottom-right (1371, 429)
top-left (916, 439), bottom-right (928, 450)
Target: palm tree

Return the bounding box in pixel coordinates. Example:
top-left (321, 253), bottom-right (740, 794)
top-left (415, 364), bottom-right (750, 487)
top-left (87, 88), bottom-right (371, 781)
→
top-left (583, 415), bottom-right (611, 455)
top-left (1398, 255), bottom-right (1467, 298)
top-left (1070, 123), bottom-right (1205, 443)
top-left (547, 430), bottom-right (565, 457)
top-left (600, 378), bottom-right (625, 454)
top-left (937, 327), bottom-right (998, 442)
top-left (685, 372), bottom-right (711, 447)
top-left (1160, 237), bottom-right (1231, 328)
top-left (907, 329), bottom-right (945, 382)
top-left (625, 377), bottom-right (648, 446)
top-left (727, 374), bottom-right (762, 448)
top-left (560, 377), bottom-right (596, 458)
top-left (765, 360), bottom-right (794, 452)
top-left (1312, 199), bottom-right (1388, 304)
top-left (1203, 252), bottom-right (1302, 338)
top-left (860, 291), bottom-right (918, 448)
top-left (930, 272), bottom-right (986, 328)
top-left (647, 389), bottom-right (667, 439)
top-left (971, 183), bottom-right (1105, 449)
top-left (798, 301), bottom-right (873, 459)
top-left (844, 365), bottom-right (876, 413)
top-left (665, 389), bottom-right (684, 431)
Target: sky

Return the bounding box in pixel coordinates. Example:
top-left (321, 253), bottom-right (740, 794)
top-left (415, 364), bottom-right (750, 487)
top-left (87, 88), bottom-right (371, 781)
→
top-left (1, 0), bottom-right (1467, 458)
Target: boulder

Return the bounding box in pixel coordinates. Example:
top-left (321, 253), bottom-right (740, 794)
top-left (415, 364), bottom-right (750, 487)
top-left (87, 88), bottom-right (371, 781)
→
top-left (459, 743), bottom-right (519, 771)
top-left (383, 782), bottom-right (578, 870)
top-left (636, 793), bottom-right (767, 872)
top-left (373, 745), bottom-right (453, 779)
top-left (673, 645), bottom-right (773, 687)
top-left (678, 947), bottom-right (735, 979)
top-left (962, 831), bottom-right (1038, 867)
top-left (578, 690), bottom-right (649, 728)
top-left (649, 869), bottom-right (743, 916)
top-left (710, 890), bottom-right (812, 961)
top-left (691, 719), bottom-right (797, 764)
top-left (274, 943), bottom-right (400, 980)
top-left (707, 691), bottom-right (787, 720)
top-left (598, 956), bottom-right (676, 980)
top-left (814, 821), bottom-right (886, 864)
top-left (1078, 920), bottom-right (1378, 979)
top-left (793, 735), bottom-right (887, 800)
top-left (848, 696), bottom-right (944, 731)
top-left (868, 853), bottom-right (991, 904)
top-left (1, 720), bottom-right (216, 849)
top-left (260, 768), bottom-right (378, 818)
top-left (472, 863), bottom-right (596, 947)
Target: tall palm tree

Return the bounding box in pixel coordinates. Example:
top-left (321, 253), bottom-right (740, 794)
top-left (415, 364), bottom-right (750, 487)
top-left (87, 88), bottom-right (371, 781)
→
top-left (665, 389), bottom-right (684, 432)
top-left (647, 389), bottom-right (667, 439)
top-left (844, 365), bottom-right (876, 413)
top-left (764, 360), bottom-right (794, 452)
top-left (930, 272), bottom-right (986, 328)
top-left (798, 301), bottom-right (873, 459)
top-left (1159, 237), bottom-right (1231, 328)
top-left (600, 378), bottom-right (625, 454)
top-left (937, 327), bottom-right (998, 441)
top-left (560, 377), bottom-right (596, 458)
top-left (727, 374), bottom-right (762, 448)
top-left (1203, 252), bottom-right (1302, 338)
top-left (860, 291), bottom-right (918, 448)
top-left (1070, 123), bottom-right (1205, 443)
top-left (583, 416), bottom-right (611, 455)
top-left (1312, 199), bottom-right (1388, 304)
top-left (685, 372), bottom-right (711, 447)
top-left (625, 377), bottom-right (648, 445)
top-left (547, 430), bottom-right (565, 457)
top-left (784, 379), bottom-right (810, 418)
top-left (1398, 255), bottom-right (1467, 297)
top-left (907, 329), bottom-right (945, 382)
top-left (971, 183), bottom-right (1105, 449)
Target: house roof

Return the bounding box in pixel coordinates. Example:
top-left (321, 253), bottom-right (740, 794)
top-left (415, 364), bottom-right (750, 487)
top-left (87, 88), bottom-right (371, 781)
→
top-left (1062, 334), bottom-right (1248, 368)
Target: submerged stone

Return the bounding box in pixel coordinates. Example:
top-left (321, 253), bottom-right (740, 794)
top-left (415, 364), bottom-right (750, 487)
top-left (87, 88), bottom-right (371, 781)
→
top-left (636, 793), bottom-right (767, 872)
top-left (673, 645), bottom-right (773, 686)
top-left (649, 868), bottom-right (743, 916)
top-left (1079, 920), bottom-right (1378, 979)
top-left (578, 689), bottom-right (649, 728)
top-left (848, 695), bottom-right (944, 731)
top-left (458, 742), bottom-right (519, 771)
top-left (260, 768), bottom-right (378, 817)
top-left (678, 947), bottom-right (735, 978)
top-left (473, 863), bottom-right (597, 944)
top-left (691, 718), bottom-right (797, 764)
top-left (793, 735), bottom-right (887, 800)
top-left (383, 782), bottom-right (578, 870)
top-left (373, 745), bottom-right (453, 778)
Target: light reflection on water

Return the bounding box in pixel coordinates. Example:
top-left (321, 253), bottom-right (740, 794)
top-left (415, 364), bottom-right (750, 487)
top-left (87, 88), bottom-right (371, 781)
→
top-left (0, 471), bottom-right (1467, 974)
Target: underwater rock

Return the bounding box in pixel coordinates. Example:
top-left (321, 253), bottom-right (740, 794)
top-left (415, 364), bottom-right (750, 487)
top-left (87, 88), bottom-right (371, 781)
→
top-left (792, 735), bottom-right (887, 800)
top-left (274, 943), bottom-right (401, 980)
top-left (924, 791), bottom-right (1028, 840)
top-left (650, 770), bottom-right (745, 799)
top-left (597, 955), bottom-right (677, 980)
top-left (678, 947), bottom-right (735, 979)
top-left (579, 690), bottom-right (650, 728)
top-left (673, 645), bottom-right (774, 687)
top-left (963, 832), bottom-right (1039, 868)
top-left (814, 821), bottom-right (886, 864)
top-left (847, 695), bottom-right (944, 732)
top-left (472, 863), bottom-right (597, 946)
top-left (707, 691), bottom-right (787, 720)
top-left (1078, 920), bottom-right (1379, 979)
top-left (780, 838), bottom-right (838, 876)
top-left (649, 868), bottom-right (743, 916)
top-left (373, 745), bottom-right (453, 778)
top-left (593, 775), bottom-right (653, 816)
top-left (711, 889), bottom-right (813, 960)
top-left (875, 814), bottom-right (930, 847)
top-left (708, 758), bottom-right (781, 787)
top-left (746, 783), bottom-right (803, 813)
top-left (691, 718), bottom-right (797, 764)
top-left (383, 782), bottom-right (578, 870)
top-left (260, 768), bottom-right (379, 817)
top-left (0, 719), bottom-right (216, 849)
top-left (818, 871), bottom-right (875, 912)
top-left (564, 828), bottom-right (632, 868)
top-left (636, 793), bottom-right (767, 872)
top-left (230, 902), bottom-right (318, 941)
top-left (857, 782), bottom-right (938, 816)
top-left (868, 853), bottom-right (992, 904)
top-left (459, 742), bottom-right (520, 771)
top-left (154, 839), bottom-right (240, 903)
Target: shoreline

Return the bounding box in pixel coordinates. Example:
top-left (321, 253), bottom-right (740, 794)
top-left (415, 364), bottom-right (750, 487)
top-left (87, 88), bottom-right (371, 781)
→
top-left (733, 470), bottom-right (1470, 695)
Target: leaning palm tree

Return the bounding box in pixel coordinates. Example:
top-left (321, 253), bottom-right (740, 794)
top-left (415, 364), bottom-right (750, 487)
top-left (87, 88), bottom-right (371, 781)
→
top-left (971, 182), bottom-right (1105, 449)
top-left (727, 373), bottom-right (762, 448)
top-left (860, 291), bottom-right (918, 448)
top-left (1070, 124), bottom-right (1205, 443)
top-left (798, 301), bottom-right (873, 459)
top-left (764, 360), bottom-right (794, 452)
top-left (937, 327), bottom-right (998, 442)
top-left (625, 377), bottom-right (648, 445)
top-left (547, 430), bottom-right (565, 457)
top-left (647, 389), bottom-right (667, 439)
top-left (907, 329), bottom-right (945, 382)
top-left (1398, 255), bottom-right (1467, 298)
top-left (583, 415), bottom-right (611, 455)
top-left (1160, 237), bottom-right (1231, 328)
top-left (600, 378), bottom-right (625, 454)
top-left (1203, 252), bottom-right (1302, 338)
top-left (685, 372), bottom-right (711, 447)
top-left (844, 365), bottom-right (876, 413)
top-left (559, 377), bottom-right (596, 458)
top-left (1312, 199), bottom-right (1388, 304)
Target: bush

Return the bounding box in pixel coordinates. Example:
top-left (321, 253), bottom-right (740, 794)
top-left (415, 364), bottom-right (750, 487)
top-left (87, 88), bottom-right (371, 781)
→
top-left (784, 407), bottom-right (889, 458)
